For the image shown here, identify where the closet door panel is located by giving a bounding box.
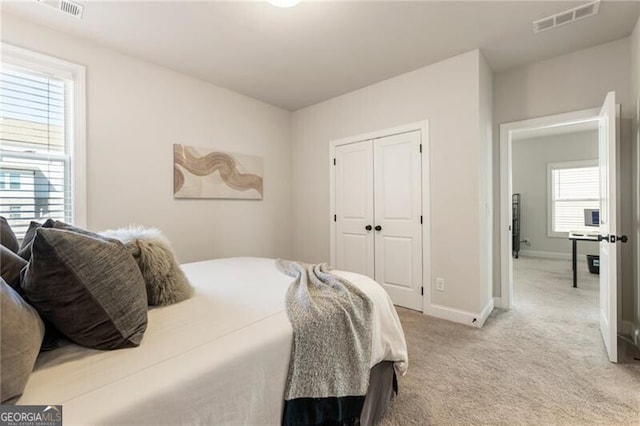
[335,140,374,279]
[382,236,413,286]
[374,131,423,311]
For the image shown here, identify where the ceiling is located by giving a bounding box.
[2,1,639,111]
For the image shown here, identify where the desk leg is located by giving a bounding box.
[572,239,577,288]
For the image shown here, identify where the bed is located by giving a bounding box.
[17,257,408,425]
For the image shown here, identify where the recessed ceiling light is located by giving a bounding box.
[267,0,300,8]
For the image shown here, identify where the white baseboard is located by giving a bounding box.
[424,298,494,329]
[518,250,573,261]
[477,298,495,328]
[493,296,502,309]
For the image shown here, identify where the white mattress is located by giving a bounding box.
[19,257,407,425]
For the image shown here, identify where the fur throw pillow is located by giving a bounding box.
[101,226,193,306]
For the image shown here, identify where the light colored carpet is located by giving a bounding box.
[380,256,640,425]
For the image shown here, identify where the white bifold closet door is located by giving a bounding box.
[335,140,375,278]
[335,130,423,311]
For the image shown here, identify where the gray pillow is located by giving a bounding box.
[21,228,148,350]
[18,219,54,261]
[0,245,27,292]
[0,216,19,253]
[51,220,103,237]
[1,278,45,404]
[101,226,193,306]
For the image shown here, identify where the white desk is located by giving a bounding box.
[568,231,599,288]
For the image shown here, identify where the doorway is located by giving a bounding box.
[510,123,601,351]
[499,92,621,362]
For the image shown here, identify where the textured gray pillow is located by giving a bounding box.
[0,216,19,253]
[21,228,148,350]
[0,245,27,292]
[18,219,54,261]
[1,278,45,404]
[51,220,103,237]
[101,226,193,306]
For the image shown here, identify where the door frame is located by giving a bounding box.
[329,120,431,312]
[499,106,620,310]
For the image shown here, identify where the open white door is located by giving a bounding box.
[598,91,618,363]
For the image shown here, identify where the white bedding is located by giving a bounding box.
[19,257,408,425]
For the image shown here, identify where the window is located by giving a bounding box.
[0,44,85,237]
[0,171,21,189]
[548,160,599,236]
[9,171,21,189]
[9,205,21,219]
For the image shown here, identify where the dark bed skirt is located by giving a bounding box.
[360,361,397,425]
[282,361,397,426]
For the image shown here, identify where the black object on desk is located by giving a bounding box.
[568,232,598,288]
[586,255,600,274]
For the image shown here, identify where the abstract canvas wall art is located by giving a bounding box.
[173,144,263,199]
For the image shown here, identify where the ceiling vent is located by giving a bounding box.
[533,0,600,34]
[35,0,84,19]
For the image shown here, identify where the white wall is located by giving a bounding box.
[493,38,635,322]
[1,14,292,263]
[512,130,599,257]
[478,53,493,312]
[292,49,491,317]
[631,17,640,343]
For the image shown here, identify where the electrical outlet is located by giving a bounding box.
[435,277,445,292]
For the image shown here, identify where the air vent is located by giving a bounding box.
[533,0,600,34]
[575,2,598,19]
[35,0,84,18]
[535,18,555,32]
[555,11,574,25]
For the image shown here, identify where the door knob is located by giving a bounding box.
[599,234,629,243]
[375,225,382,231]
[365,225,372,231]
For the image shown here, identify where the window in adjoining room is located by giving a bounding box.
[0,44,86,237]
[547,160,599,236]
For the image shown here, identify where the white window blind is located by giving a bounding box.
[549,163,599,234]
[0,63,71,237]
